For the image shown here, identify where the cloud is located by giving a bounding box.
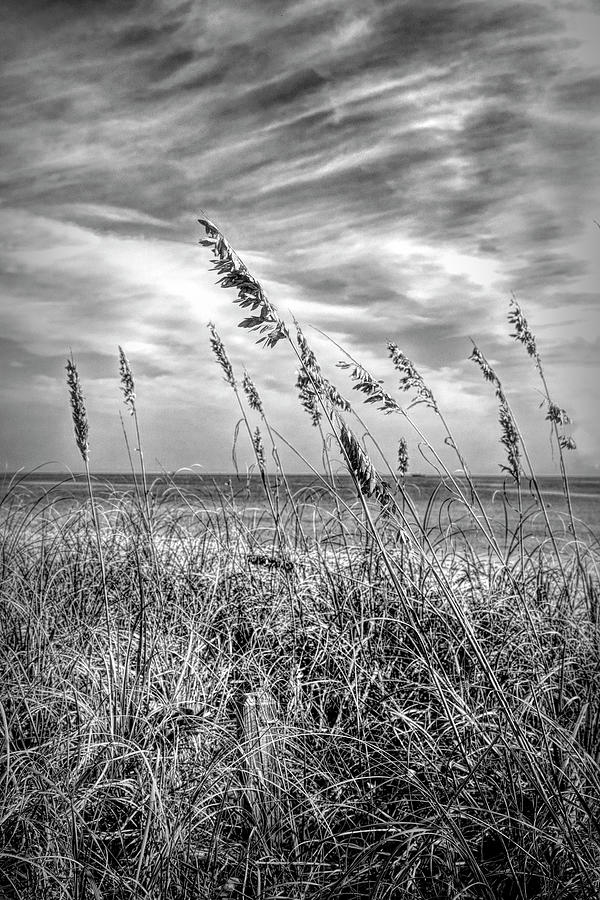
[1,0,598,472]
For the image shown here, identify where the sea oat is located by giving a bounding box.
[498,404,521,481]
[507,299,576,450]
[253,427,266,472]
[320,378,351,415]
[295,326,322,424]
[338,360,399,414]
[208,322,236,388]
[295,324,319,371]
[198,218,288,348]
[296,368,322,426]
[339,420,376,497]
[559,435,577,450]
[387,343,437,411]
[337,419,391,509]
[295,326,350,415]
[468,346,497,385]
[118,346,136,416]
[65,358,89,463]
[508,295,538,361]
[397,437,409,477]
[470,344,521,481]
[242,372,263,415]
[546,403,576,448]
[546,403,571,426]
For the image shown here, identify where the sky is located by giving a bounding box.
[1,0,599,476]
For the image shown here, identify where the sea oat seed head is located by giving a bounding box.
[296,368,321,426]
[397,437,409,477]
[295,326,350,414]
[338,359,399,414]
[546,402,571,426]
[199,218,288,348]
[118,346,136,415]
[387,342,437,411]
[559,435,577,450]
[508,295,538,360]
[339,420,377,497]
[208,323,236,387]
[469,345,498,385]
[498,402,521,481]
[242,371,263,414]
[252,426,266,471]
[65,357,89,463]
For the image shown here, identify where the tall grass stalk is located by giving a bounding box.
[508,295,583,581]
[65,357,116,730]
[118,346,152,537]
[469,340,578,607]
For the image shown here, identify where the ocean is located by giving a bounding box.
[2,471,599,550]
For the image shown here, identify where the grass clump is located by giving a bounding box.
[0,218,599,899]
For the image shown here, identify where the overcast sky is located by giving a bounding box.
[1,0,599,476]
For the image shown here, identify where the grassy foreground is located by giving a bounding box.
[1,220,599,899]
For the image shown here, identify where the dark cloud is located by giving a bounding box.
[244,68,330,111]
[552,73,600,109]
[113,22,181,50]
[149,48,198,81]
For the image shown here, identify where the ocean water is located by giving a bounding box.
[2,471,600,549]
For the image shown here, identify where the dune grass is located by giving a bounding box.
[1,220,599,899]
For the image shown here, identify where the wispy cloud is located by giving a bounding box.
[1,0,598,472]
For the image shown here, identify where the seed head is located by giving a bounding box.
[508,295,538,360]
[547,403,576,450]
[208,323,236,387]
[296,325,350,414]
[65,357,89,463]
[199,218,288,348]
[296,325,319,372]
[387,343,437,411]
[546,403,570,426]
[118,346,136,415]
[397,437,409,477]
[469,345,498,386]
[337,418,393,513]
[499,402,521,481]
[252,426,266,472]
[338,360,399,414]
[296,368,321,426]
[242,371,263,414]
[339,420,378,498]
[470,344,521,480]
[559,435,577,450]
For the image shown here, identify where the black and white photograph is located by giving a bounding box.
[1,1,600,897]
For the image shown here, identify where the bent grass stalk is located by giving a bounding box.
[508,295,583,582]
[470,340,575,600]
